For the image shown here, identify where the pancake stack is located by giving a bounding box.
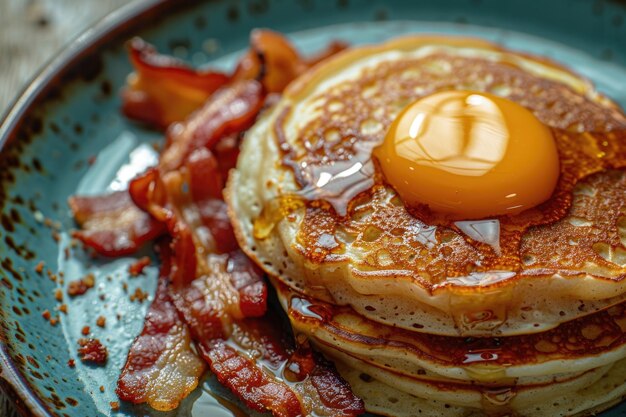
[227,36,626,416]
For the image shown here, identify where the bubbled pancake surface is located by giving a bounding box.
[226,36,626,337]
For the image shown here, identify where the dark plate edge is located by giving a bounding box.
[0,1,182,415]
[0,0,172,150]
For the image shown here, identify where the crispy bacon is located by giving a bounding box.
[128,256,151,276]
[77,338,108,364]
[233,30,302,93]
[128,168,157,212]
[195,199,239,253]
[166,248,363,417]
[203,341,303,417]
[169,222,197,287]
[69,191,165,257]
[122,37,230,128]
[159,79,264,172]
[222,318,363,417]
[169,250,267,333]
[213,132,243,180]
[233,30,349,93]
[186,148,223,201]
[123,30,347,130]
[116,243,205,411]
[70,30,360,414]
[227,250,267,318]
[307,354,366,414]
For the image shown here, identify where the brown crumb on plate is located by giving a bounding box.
[67,273,95,296]
[128,256,151,276]
[129,287,148,303]
[77,338,108,364]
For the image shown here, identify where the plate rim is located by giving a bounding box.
[0,0,173,158]
[0,1,177,415]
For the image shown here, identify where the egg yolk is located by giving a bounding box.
[374,91,559,219]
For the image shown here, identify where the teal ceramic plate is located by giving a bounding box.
[1,1,626,416]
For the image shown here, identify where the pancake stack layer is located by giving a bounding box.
[227,36,626,416]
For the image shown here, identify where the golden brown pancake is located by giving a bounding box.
[227,36,626,337]
[226,35,626,416]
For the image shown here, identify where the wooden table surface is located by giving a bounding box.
[0,0,139,119]
[0,1,145,414]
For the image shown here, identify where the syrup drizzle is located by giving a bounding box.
[289,295,332,323]
[253,195,305,240]
[455,220,501,255]
[446,280,514,333]
[286,288,513,369]
[297,141,379,217]
[285,286,522,416]
[290,296,325,321]
[480,387,517,417]
[443,271,516,288]
[274,107,382,217]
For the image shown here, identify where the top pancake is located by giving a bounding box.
[227,35,626,336]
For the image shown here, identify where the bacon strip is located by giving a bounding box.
[166,248,363,417]
[233,29,349,93]
[202,341,303,417]
[159,80,264,173]
[122,37,230,128]
[69,191,165,257]
[116,242,205,411]
[226,250,267,318]
[123,30,348,130]
[222,318,364,417]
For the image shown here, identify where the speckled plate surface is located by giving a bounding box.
[1,1,626,416]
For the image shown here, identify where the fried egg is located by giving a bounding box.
[374,90,560,219]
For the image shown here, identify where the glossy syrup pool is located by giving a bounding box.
[1,1,626,416]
